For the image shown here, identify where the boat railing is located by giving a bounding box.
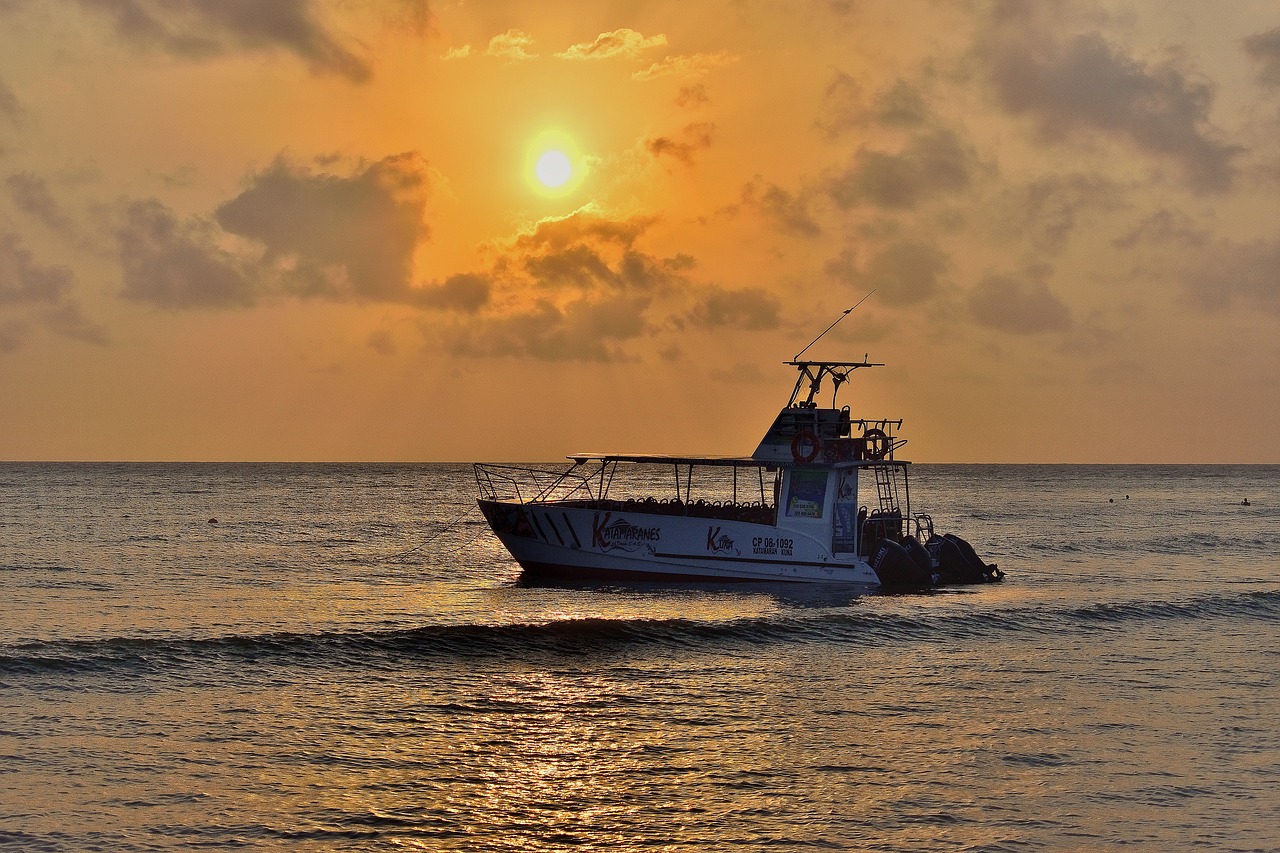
[474,463,595,504]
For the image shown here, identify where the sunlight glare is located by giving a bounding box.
[535,150,572,188]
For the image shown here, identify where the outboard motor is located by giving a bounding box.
[871,538,938,590]
[929,533,1003,584]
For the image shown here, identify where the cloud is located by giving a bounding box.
[817,73,929,138]
[823,245,858,285]
[645,122,714,167]
[982,26,1239,193]
[827,128,976,210]
[41,300,108,345]
[0,229,105,347]
[967,272,1072,333]
[556,28,666,60]
[632,51,734,81]
[676,84,709,109]
[1180,239,1280,314]
[0,230,75,305]
[413,272,489,312]
[510,207,655,255]
[688,286,781,330]
[447,295,650,362]
[117,198,258,309]
[857,239,949,307]
[1111,209,1209,250]
[441,44,471,61]
[1003,173,1121,252]
[214,152,431,303]
[742,179,822,238]
[64,0,373,82]
[441,209,693,361]
[0,75,19,125]
[486,28,536,60]
[1244,27,1280,87]
[502,209,682,294]
[6,173,74,234]
[0,319,25,353]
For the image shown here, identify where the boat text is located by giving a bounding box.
[752,536,793,557]
[591,513,661,553]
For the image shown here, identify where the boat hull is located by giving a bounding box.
[478,499,880,585]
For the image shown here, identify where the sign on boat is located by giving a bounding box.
[475,357,1003,589]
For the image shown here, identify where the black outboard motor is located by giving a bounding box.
[929,533,1003,584]
[871,538,938,590]
[902,536,933,576]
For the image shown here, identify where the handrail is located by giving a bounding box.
[474,463,594,504]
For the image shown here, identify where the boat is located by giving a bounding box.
[474,357,1003,589]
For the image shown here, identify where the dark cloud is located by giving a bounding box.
[688,285,781,330]
[0,229,105,348]
[857,239,949,306]
[0,319,26,353]
[982,27,1239,193]
[413,272,489,312]
[442,209,693,362]
[742,179,822,237]
[447,295,650,362]
[0,230,75,304]
[41,300,108,345]
[503,209,680,293]
[117,198,257,309]
[646,122,715,166]
[1244,27,1280,87]
[1112,209,1209,250]
[828,128,975,209]
[817,73,928,138]
[967,272,1071,333]
[6,173,74,234]
[676,84,709,109]
[1006,174,1121,252]
[1181,239,1280,314]
[823,245,858,285]
[67,0,373,82]
[215,152,431,303]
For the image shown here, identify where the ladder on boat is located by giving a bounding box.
[873,464,899,514]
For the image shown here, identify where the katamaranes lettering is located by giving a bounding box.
[591,513,661,552]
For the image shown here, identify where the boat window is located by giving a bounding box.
[785,469,828,519]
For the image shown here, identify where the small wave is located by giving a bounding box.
[2,589,1276,678]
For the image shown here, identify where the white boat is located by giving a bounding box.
[475,358,1002,589]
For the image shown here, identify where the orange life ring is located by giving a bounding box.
[791,428,821,463]
[863,427,889,460]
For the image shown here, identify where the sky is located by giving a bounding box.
[1,0,1279,462]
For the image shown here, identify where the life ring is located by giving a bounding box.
[863,427,889,460]
[791,428,821,463]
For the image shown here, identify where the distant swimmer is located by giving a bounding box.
[1242,499,1250,506]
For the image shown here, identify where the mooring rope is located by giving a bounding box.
[377,504,480,562]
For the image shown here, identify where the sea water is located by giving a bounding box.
[0,463,1277,851]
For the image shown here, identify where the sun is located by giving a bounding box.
[535,150,572,188]
[526,130,585,197]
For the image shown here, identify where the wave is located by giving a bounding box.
[3,590,1277,678]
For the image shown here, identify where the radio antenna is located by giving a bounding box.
[792,289,875,361]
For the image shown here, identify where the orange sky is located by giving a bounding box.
[2,0,1279,462]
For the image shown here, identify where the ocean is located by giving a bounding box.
[1,463,1277,851]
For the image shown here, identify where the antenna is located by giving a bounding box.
[792,289,875,361]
